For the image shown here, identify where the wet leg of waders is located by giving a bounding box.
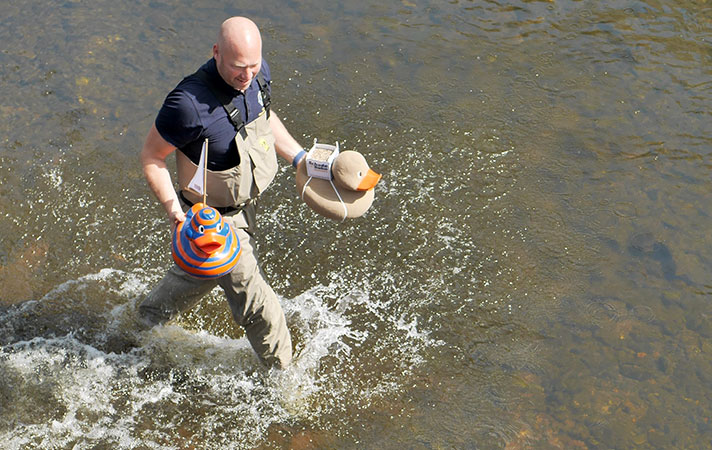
[219,227,293,369]
[139,265,219,327]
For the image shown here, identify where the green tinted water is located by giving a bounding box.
[1,0,710,448]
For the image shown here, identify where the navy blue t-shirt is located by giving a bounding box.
[155,58,272,170]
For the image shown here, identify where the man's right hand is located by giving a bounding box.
[169,210,186,234]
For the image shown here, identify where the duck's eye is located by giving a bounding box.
[198,225,205,233]
[358,171,363,177]
[217,223,223,232]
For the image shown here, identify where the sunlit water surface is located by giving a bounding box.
[1,0,710,448]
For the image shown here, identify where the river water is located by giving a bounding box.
[1,0,710,448]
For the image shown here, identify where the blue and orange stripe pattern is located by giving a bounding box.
[171,203,241,279]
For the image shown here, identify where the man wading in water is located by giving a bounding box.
[138,17,310,369]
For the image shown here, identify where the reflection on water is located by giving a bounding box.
[1,0,710,448]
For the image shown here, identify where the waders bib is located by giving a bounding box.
[176,110,277,231]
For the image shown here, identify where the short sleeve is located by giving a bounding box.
[261,60,272,99]
[261,59,272,83]
[155,89,203,148]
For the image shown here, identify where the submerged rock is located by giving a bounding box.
[627,232,693,285]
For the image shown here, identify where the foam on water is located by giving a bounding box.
[0,267,438,448]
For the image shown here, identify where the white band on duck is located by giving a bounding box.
[300,176,348,222]
[329,178,349,222]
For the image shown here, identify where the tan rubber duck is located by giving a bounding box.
[296,150,381,221]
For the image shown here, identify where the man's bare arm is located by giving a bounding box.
[269,112,304,166]
[140,124,185,228]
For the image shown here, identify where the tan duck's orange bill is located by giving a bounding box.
[357,169,382,191]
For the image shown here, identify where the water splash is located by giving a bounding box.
[0,268,437,448]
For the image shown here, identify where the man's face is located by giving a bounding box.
[213,42,261,92]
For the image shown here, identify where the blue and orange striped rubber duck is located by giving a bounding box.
[171,203,241,279]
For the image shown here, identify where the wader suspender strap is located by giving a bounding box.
[256,72,271,119]
[191,69,247,138]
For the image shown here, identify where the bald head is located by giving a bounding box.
[218,17,261,53]
[213,17,263,91]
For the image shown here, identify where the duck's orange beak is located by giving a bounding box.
[193,233,226,255]
[357,169,382,191]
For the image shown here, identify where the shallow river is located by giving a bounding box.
[1,0,710,448]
